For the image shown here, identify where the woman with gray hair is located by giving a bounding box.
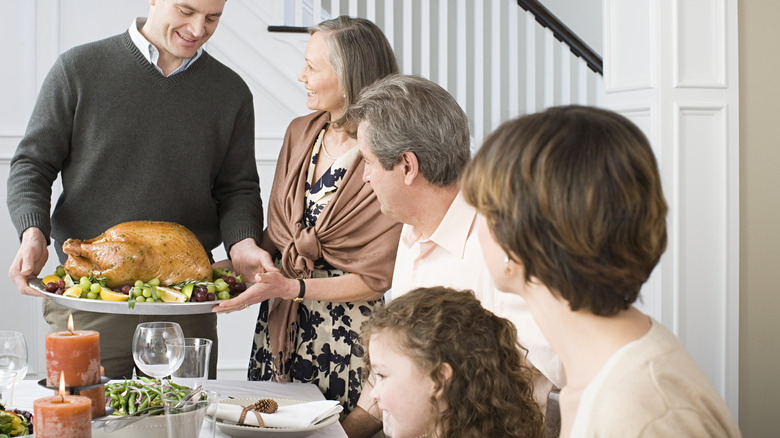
[214,16,401,414]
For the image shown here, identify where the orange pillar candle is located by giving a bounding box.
[34,373,92,438]
[45,315,101,387]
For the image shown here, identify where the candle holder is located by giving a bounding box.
[37,376,110,395]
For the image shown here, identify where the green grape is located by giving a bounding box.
[90,283,102,294]
[217,291,230,300]
[206,284,216,294]
[135,296,146,303]
[134,280,144,288]
[142,288,152,298]
[132,287,143,297]
[87,292,98,299]
[80,289,89,298]
[56,265,66,277]
[79,276,92,289]
[214,279,229,292]
[148,278,160,287]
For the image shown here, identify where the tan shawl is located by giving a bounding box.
[265,111,402,380]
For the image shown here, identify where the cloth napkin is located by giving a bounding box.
[213,400,342,428]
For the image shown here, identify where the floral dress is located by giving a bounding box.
[248,126,383,415]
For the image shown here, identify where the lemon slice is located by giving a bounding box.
[62,286,82,298]
[157,286,187,303]
[42,274,61,285]
[62,274,75,288]
[99,287,129,302]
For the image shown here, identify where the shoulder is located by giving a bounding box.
[59,33,126,63]
[195,51,252,96]
[585,322,739,437]
[286,111,329,133]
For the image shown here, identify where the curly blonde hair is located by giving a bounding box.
[361,287,545,438]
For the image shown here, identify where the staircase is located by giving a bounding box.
[207,0,604,148]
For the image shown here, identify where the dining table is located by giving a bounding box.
[12,378,348,437]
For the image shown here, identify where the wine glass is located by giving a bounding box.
[132,322,185,381]
[0,370,18,405]
[0,331,27,405]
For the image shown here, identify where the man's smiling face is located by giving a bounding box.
[144,0,225,69]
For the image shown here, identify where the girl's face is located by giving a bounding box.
[369,331,436,438]
[297,31,346,117]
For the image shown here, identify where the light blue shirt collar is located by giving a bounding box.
[128,18,202,77]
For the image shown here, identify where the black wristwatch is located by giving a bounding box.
[293,279,306,303]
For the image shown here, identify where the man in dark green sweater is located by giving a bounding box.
[7,0,270,378]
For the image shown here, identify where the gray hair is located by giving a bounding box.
[309,16,398,109]
[344,75,470,187]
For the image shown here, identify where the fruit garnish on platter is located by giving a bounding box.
[0,403,33,436]
[41,266,247,308]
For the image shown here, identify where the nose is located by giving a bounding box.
[189,16,206,38]
[362,165,371,184]
[297,65,306,83]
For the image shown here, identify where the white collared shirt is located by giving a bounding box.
[128,18,202,77]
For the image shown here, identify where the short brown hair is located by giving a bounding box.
[361,287,545,438]
[462,105,668,316]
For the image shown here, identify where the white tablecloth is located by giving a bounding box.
[13,379,347,438]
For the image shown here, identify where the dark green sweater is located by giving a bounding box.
[8,32,264,255]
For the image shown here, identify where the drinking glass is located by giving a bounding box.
[0,370,18,405]
[132,322,185,381]
[171,338,212,388]
[0,331,27,405]
[163,390,219,438]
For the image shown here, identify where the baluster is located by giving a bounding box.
[403,0,413,75]
[490,0,502,134]
[508,2,520,119]
[560,45,572,105]
[524,11,537,112]
[313,0,322,24]
[473,0,484,143]
[543,27,555,107]
[437,0,448,90]
[420,0,431,79]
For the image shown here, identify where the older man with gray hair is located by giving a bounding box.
[339,74,563,438]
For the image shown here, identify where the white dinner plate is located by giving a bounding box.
[215,398,340,438]
[28,278,218,315]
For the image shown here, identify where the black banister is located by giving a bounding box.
[517,0,603,75]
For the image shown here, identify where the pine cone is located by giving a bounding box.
[249,398,278,414]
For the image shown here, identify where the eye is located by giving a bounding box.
[179,8,193,16]
[374,373,386,381]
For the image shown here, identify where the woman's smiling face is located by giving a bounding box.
[369,331,436,438]
[297,31,346,117]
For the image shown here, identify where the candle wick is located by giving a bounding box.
[60,393,64,403]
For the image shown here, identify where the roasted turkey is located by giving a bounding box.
[62,221,212,287]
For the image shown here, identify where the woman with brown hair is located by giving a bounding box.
[462,105,741,437]
[362,286,545,438]
[214,16,401,414]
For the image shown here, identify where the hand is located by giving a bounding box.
[228,238,278,281]
[9,227,49,297]
[212,271,298,314]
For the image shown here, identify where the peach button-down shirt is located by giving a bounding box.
[386,192,495,307]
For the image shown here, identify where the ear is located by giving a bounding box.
[433,362,454,400]
[398,151,420,186]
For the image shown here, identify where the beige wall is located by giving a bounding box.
[738,1,780,436]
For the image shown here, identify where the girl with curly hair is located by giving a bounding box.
[361,286,545,438]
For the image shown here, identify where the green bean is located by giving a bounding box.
[128,392,137,414]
